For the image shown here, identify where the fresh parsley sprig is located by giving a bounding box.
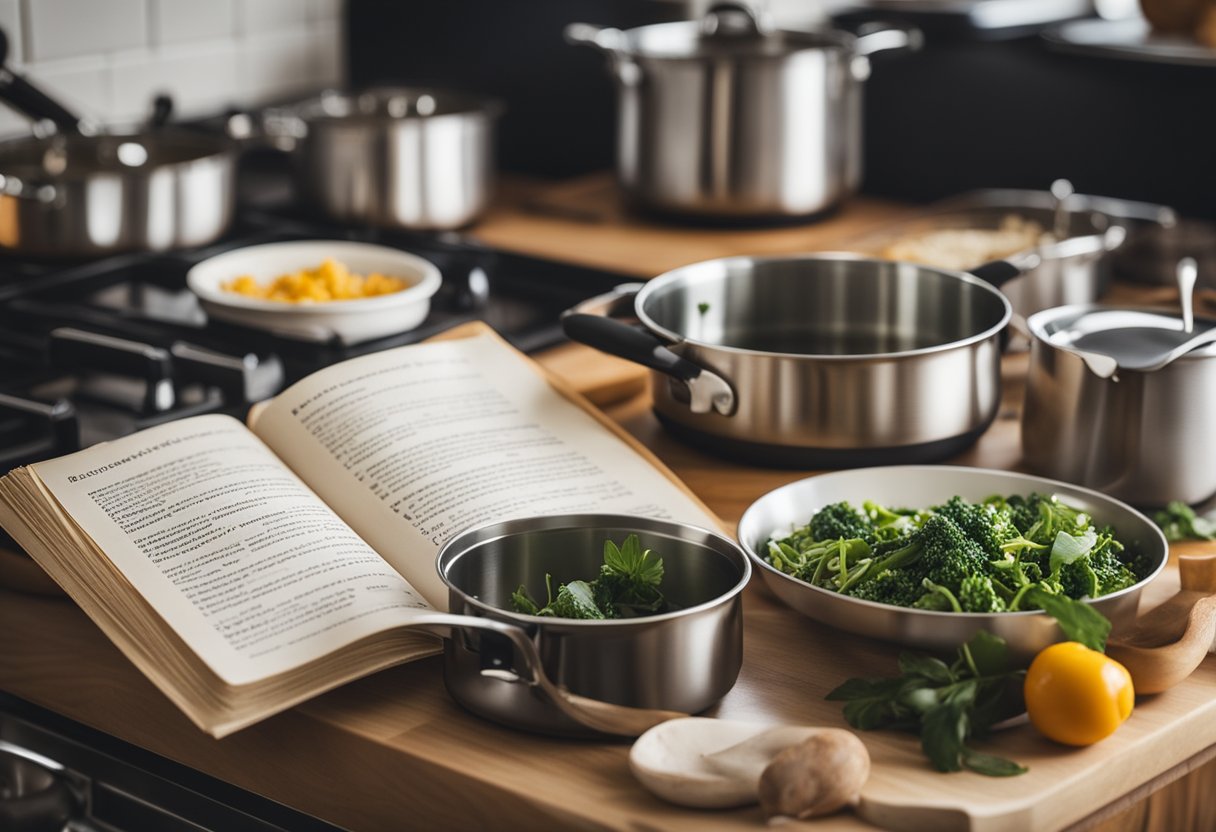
[511,534,667,619]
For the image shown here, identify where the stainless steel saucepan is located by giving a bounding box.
[416,514,750,738]
[262,88,503,231]
[563,253,1026,467]
[0,30,235,257]
[566,4,920,221]
[1021,302,1216,507]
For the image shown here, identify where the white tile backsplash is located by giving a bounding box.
[0,0,343,136]
[111,40,242,122]
[237,0,310,34]
[151,0,237,47]
[25,0,148,61]
[26,55,111,123]
[0,0,23,64]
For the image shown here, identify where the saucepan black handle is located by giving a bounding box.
[0,29,81,132]
[561,313,735,416]
[968,255,1041,351]
[563,313,702,384]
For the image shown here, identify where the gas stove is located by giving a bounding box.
[0,209,635,474]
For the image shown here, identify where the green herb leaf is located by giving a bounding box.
[965,631,1012,677]
[510,585,539,615]
[921,701,967,772]
[550,580,605,619]
[1024,586,1111,651]
[898,653,955,685]
[962,749,1028,777]
[1049,528,1098,573]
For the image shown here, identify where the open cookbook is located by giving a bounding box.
[0,323,719,738]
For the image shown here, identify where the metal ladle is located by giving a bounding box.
[1071,258,1216,377]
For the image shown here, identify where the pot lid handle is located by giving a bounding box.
[700,2,769,38]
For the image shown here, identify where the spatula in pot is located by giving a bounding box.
[1107,554,1216,694]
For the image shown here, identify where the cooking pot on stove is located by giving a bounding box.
[563,253,1029,467]
[0,30,235,258]
[565,4,920,221]
[262,87,502,231]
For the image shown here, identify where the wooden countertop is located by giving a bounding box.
[2,176,1215,832]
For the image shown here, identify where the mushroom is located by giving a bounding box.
[758,731,870,821]
[628,718,870,814]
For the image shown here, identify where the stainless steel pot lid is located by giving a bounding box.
[605,3,858,61]
[0,131,227,183]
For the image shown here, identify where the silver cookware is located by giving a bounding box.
[1021,290,1216,507]
[843,184,1178,322]
[566,4,919,221]
[0,130,235,257]
[737,466,1168,656]
[264,88,502,231]
[563,253,1026,467]
[423,514,750,737]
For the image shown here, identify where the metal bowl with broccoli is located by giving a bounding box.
[737,466,1168,656]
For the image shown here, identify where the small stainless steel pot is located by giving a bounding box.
[1022,304,1216,506]
[566,4,919,221]
[428,514,750,737]
[563,254,1022,467]
[264,88,502,231]
[0,130,235,258]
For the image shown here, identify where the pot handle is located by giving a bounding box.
[968,253,1041,290]
[563,312,735,416]
[700,2,770,37]
[408,612,685,737]
[564,22,629,55]
[853,21,924,57]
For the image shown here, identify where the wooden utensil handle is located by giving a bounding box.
[1179,555,1216,593]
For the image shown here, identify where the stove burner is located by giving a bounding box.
[0,209,637,477]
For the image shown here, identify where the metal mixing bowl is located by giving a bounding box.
[737,466,1168,656]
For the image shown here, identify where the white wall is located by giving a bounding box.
[0,0,344,136]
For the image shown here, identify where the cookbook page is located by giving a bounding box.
[252,330,718,608]
[15,414,431,686]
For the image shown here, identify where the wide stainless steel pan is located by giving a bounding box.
[563,253,1027,467]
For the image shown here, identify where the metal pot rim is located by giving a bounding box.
[634,252,1013,361]
[610,19,860,62]
[282,87,505,124]
[435,513,751,629]
[1027,302,1216,360]
[0,130,232,186]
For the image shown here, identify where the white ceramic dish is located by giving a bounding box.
[186,240,442,345]
[737,465,1168,656]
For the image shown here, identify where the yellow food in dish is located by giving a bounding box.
[221,258,411,303]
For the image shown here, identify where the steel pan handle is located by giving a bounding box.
[406,612,684,737]
[562,313,735,416]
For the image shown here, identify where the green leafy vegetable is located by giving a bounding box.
[1153,501,1216,542]
[510,534,668,620]
[1021,587,1111,652]
[827,631,1029,777]
[766,493,1148,615]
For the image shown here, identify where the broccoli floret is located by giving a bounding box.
[846,570,924,607]
[917,515,990,591]
[809,501,873,542]
[934,496,1017,560]
[913,578,963,612]
[850,514,985,597]
[959,574,1007,613]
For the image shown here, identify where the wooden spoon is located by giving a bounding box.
[1107,555,1216,694]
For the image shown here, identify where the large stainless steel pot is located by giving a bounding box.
[0,130,235,257]
[0,30,235,258]
[429,514,750,737]
[1022,304,1216,506]
[265,88,502,231]
[566,5,919,221]
[563,254,1024,467]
